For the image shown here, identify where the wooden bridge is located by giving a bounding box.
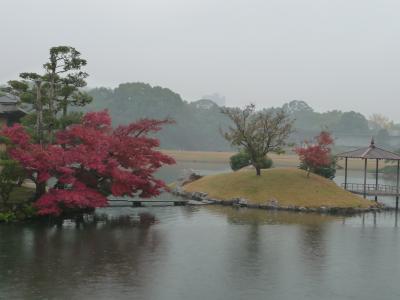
[342,183,400,197]
[107,199,188,208]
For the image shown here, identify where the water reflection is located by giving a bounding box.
[208,206,333,275]
[1,206,400,300]
[2,157,400,300]
[206,206,340,225]
[0,214,164,299]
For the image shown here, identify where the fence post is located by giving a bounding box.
[363,159,367,199]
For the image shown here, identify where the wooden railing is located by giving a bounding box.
[342,183,399,195]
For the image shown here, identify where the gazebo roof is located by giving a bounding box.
[336,138,400,160]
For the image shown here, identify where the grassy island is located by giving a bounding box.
[182,168,376,209]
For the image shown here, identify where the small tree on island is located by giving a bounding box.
[221,104,293,176]
[1,111,175,216]
[295,131,336,179]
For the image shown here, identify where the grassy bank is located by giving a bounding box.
[182,168,376,209]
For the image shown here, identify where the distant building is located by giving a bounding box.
[0,93,26,126]
[202,93,226,107]
[191,99,219,110]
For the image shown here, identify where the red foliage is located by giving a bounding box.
[294,131,334,175]
[1,111,175,216]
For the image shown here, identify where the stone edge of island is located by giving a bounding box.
[171,188,388,214]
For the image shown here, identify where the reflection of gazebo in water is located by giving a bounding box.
[336,138,400,205]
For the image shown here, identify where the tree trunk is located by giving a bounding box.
[48,75,55,144]
[62,102,67,118]
[256,166,261,176]
[62,101,68,129]
[35,81,44,146]
[34,181,46,201]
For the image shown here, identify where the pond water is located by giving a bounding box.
[1,162,400,300]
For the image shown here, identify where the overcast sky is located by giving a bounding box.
[1,0,400,119]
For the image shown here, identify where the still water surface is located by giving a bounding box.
[1,162,400,300]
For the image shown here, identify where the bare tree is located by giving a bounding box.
[368,113,394,131]
[221,104,294,176]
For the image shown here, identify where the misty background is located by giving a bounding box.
[1,0,400,118]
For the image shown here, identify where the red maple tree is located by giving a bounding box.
[294,131,334,177]
[1,110,175,215]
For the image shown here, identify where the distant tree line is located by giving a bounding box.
[82,87,400,151]
[85,83,232,151]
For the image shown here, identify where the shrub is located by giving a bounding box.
[0,211,17,223]
[230,151,273,171]
[258,156,273,169]
[230,151,251,171]
[295,131,335,178]
[0,154,25,206]
[299,157,336,179]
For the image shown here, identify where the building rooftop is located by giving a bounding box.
[336,138,400,160]
[0,93,19,104]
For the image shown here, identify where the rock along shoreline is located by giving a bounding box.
[171,187,389,215]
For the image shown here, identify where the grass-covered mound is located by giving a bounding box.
[183,168,376,209]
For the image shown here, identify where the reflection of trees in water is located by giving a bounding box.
[207,207,336,284]
[0,214,164,299]
[180,206,201,219]
[207,206,339,226]
[298,224,328,274]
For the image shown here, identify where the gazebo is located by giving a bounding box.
[336,138,400,205]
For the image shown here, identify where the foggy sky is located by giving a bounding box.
[1,0,400,120]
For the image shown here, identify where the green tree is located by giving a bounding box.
[334,111,369,134]
[3,46,90,143]
[5,73,48,144]
[0,152,25,207]
[221,104,293,176]
[43,46,88,141]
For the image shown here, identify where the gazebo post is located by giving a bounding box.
[375,159,379,202]
[344,157,348,190]
[363,158,367,199]
[396,160,399,210]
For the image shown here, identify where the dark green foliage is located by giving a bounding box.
[0,211,16,223]
[299,157,337,179]
[0,203,37,223]
[230,151,251,171]
[58,112,83,129]
[258,156,273,169]
[14,203,37,221]
[0,153,26,205]
[230,151,273,171]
